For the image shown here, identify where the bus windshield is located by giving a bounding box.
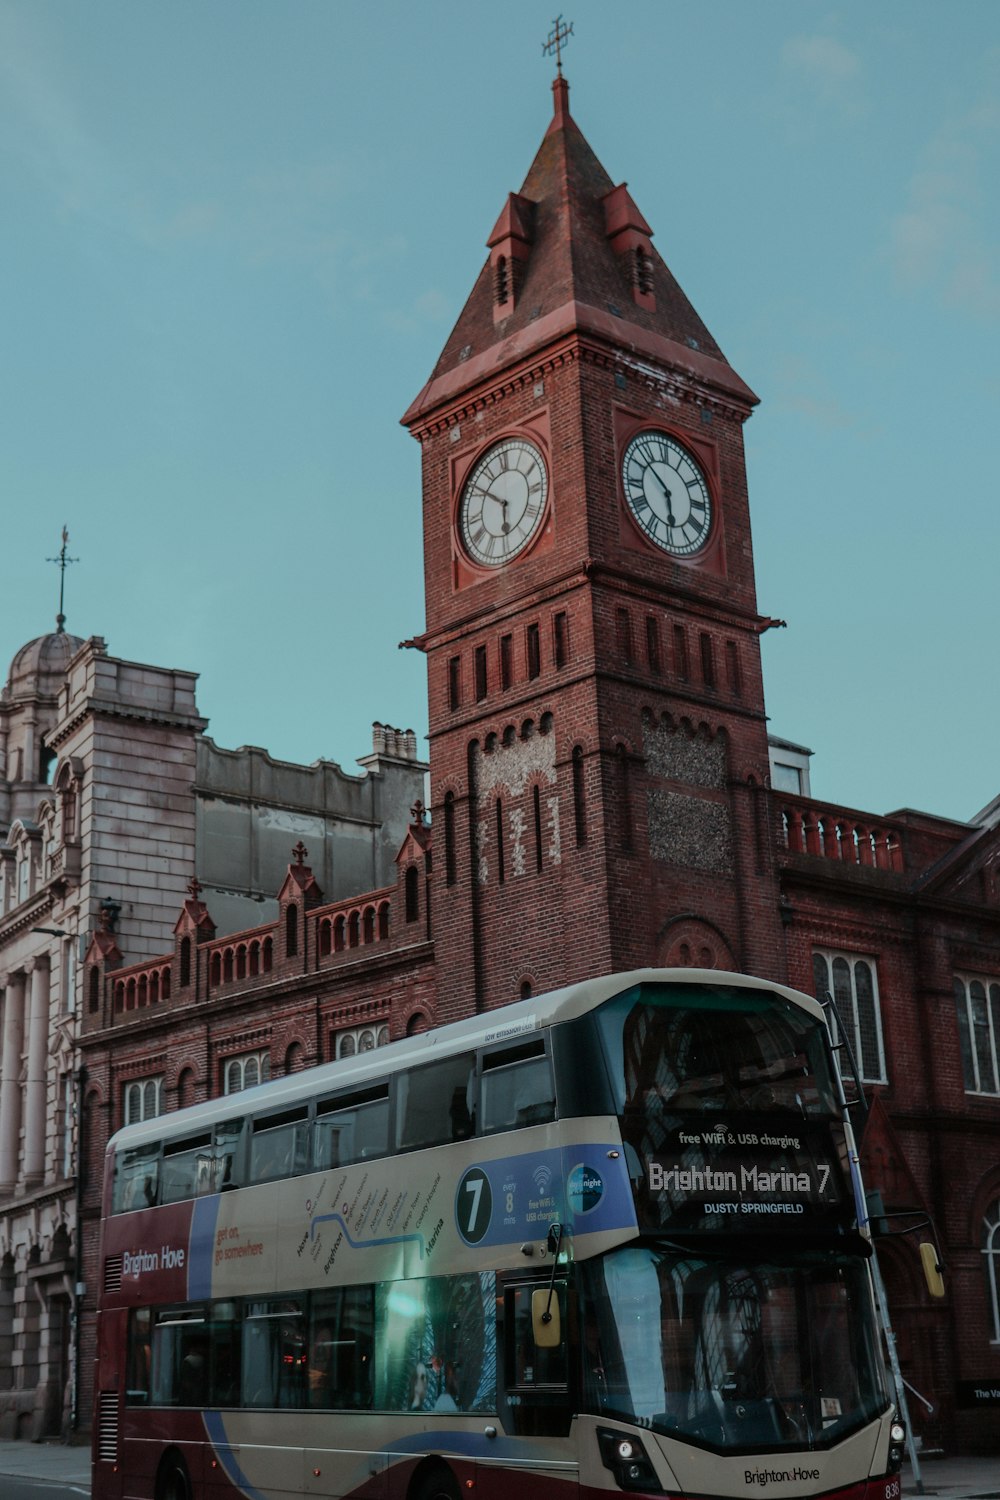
[595,982,839,1118]
[580,1243,888,1452]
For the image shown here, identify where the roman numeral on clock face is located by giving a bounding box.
[621,429,713,556]
[460,436,549,567]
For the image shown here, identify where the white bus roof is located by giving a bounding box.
[107,966,822,1154]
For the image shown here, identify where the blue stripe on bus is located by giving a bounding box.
[189,1194,223,1300]
[202,1410,269,1500]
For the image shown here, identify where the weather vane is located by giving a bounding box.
[46,526,79,634]
[542,14,574,76]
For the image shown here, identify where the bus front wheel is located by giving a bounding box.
[410,1463,461,1500]
[156,1452,192,1500]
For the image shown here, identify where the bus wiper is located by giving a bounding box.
[541,1221,564,1328]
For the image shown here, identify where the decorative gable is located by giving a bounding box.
[602,182,656,310]
[487,192,536,322]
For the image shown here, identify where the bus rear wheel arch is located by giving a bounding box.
[409,1459,461,1500]
[155,1449,192,1500]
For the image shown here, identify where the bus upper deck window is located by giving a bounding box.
[114,1142,161,1214]
[480,1040,555,1134]
[315,1085,389,1169]
[250,1107,309,1183]
[395,1053,476,1152]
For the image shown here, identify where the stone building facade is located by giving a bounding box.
[0,632,425,1439]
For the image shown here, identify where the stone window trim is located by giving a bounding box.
[333,1023,390,1060]
[222,1049,271,1095]
[812,949,887,1086]
[984,1198,1000,1344]
[123,1075,164,1126]
[954,974,1000,1098]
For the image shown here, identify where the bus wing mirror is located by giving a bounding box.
[919,1241,945,1299]
[531,1288,561,1348]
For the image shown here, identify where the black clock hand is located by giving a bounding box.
[651,466,677,527]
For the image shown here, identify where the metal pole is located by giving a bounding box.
[870,1250,923,1494]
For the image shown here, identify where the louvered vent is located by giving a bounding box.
[97,1392,119,1462]
[103,1255,123,1293]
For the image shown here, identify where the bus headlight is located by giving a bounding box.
[597,1428,662,1492]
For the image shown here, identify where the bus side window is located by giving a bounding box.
[114,1143,160,1214]
[126,1308,152,1403]
[150,1309,210,1406]
[394,1053,477,1151]
[242,1300,306,1408]
[161,1135,213,1204]
[480,1041,555,1135]
[308,1286,374,1410]
[214,1118,244,1191]
[250,1107,309,1183]
[314,1086,389,1169]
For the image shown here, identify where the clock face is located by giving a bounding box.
[621,430,713,556]
[459,437,548,567]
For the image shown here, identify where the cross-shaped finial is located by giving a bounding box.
[292,840,308,866]
[46,526,79,634]
[411,800,426,827]
[542,14,574,76]
[187,875,203,901]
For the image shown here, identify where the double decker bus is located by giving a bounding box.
[92,969,904,1500]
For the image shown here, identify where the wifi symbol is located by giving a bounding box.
[532,1164,552,1194]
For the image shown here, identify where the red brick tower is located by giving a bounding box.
[403,75,786,1018]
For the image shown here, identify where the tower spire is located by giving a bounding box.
[46,526,79,634]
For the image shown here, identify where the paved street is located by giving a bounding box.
[0,1440,997,1498]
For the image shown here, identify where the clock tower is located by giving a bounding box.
[402,74,786,1019]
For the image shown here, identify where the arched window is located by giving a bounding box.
[236,946,247,980]
[249,941,260,976]
[984,1199,1000,1344]
[124,1076,162,1126]
[285,1041,305,1075]
[88,966,100,1013]
[210,953,222,986]
[334,916,346,952]
[377,902,389,941]
[262,937,273,972]
[177,1068,196,1110]
[363,907,375,944]
[160,967,170,1001]
[285,903,299,958]
[179,936,191,988]
[224,1051,270,1095]
[405,865,419,923]
[348,910,360,947]
[813,950,887,1084]
[319,919,332,957]
[223,948,234,984]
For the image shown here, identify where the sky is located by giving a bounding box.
[2,0,998,825]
